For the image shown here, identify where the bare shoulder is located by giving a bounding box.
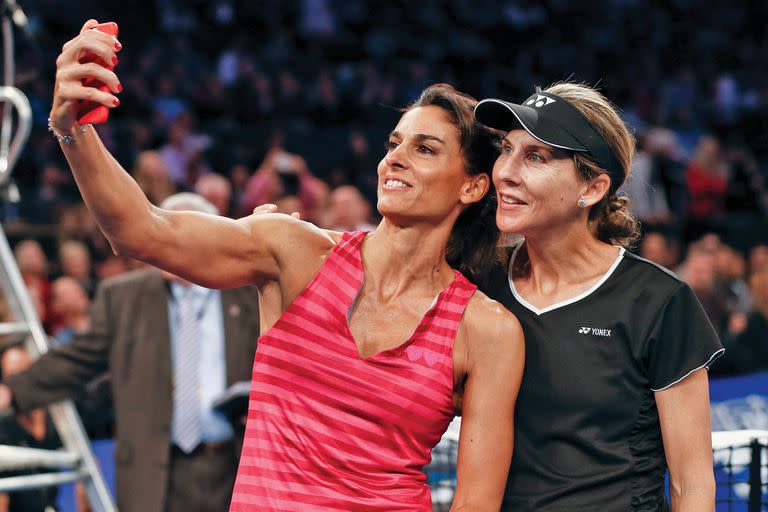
[462,290,525,362]
[464,290,523,341]
[240,213,338,256]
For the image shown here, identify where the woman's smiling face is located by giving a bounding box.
[376,105,481,224]
[493,129,585,236]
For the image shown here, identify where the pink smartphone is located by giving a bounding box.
[77,22,119,125]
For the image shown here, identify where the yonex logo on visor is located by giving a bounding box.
[526,95,556,108]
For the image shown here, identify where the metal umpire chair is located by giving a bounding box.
[0,6,116,510]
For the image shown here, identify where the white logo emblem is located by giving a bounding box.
[525,94,556,108]
[578,326,612,337]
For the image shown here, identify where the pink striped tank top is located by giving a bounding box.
[230,231,477,511]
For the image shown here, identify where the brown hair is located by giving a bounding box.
[542,83,640,247]
[404,83,502,284]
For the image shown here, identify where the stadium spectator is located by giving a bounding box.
[686,136,729,222]
[718,271,768,375]
[48,277,91,344]
[639,231,681,270]
[714,244,752,315]
[13,240,51,325]
[624,128,687,224]
[678,240,730,338]
[322,185,375,232]
[195,173,232,218]
[132,150,176,206]
[58,240,95,298]
[749,244,768,274]
[241,148,326,220]
[0,346,61,512]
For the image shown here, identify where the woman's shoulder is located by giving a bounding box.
[457,292,525,382]
[616,250,688,296]
[464,290,524,345]
[244,213,341,255]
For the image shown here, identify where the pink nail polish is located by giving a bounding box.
[112,56,119,66]
[113,97,121,106]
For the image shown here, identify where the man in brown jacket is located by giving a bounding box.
[0,194,260,512]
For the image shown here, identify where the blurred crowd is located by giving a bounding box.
[1,1,768,506]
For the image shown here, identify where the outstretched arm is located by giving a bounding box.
[49,20,331,289]
[451,297,525,511]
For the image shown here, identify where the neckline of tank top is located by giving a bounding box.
[343,231,465,360]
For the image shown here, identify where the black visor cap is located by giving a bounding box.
[475,92,624,189]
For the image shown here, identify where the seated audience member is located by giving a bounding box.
[639,230,680,270]
[0,346,61,512]
[13,240,50,323]
[58,240,95,298]
[750,244,768,274]
[195,173,232,218]
[717,271,768,375]
[322,185,377,232]
[132,150,176,206]
[48,276,90,344]
[678,239,729,337]
[241,148,326,219]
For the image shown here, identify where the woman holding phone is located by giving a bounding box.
[44,20,524,511]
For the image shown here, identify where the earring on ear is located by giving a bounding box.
[577,198,587,207]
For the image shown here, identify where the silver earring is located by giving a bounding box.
[578,199,587,207]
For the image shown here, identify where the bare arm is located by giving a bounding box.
[49,21,332,289]
[656,369,716,511]
[451,297,525,511]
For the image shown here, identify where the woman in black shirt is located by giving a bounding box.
[475,84,723,511]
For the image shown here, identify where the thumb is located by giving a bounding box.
[252,204,277,215]
[80,19,99,34]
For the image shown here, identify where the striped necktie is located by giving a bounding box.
[171,287,202,453]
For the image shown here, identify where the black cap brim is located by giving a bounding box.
[475,97,589,153]
[475,92,626,191]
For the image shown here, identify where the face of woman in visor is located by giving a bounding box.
[492,129,606,236]
[477,91,616,239]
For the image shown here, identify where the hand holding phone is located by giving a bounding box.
[77,21,119,125]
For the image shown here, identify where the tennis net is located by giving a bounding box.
[424,426,768,512]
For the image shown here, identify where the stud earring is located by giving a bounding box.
[578,199,587,207]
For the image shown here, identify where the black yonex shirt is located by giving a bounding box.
[482,244,723,512]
